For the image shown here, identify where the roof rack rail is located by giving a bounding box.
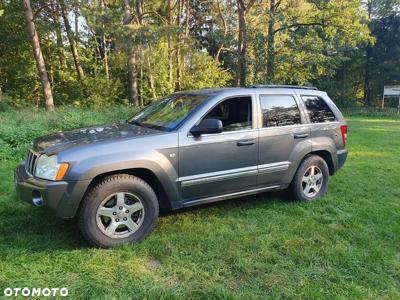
[248,84,318,90]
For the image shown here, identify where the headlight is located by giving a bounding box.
[34,154,69,181]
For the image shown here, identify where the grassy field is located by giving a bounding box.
[0,108,399,299]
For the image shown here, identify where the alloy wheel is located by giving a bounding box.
[301,165,323,198]
[96,192,145,238]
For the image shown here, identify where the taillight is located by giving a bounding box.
[340,125,348,146]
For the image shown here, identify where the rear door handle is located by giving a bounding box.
[294,133,309,139]
[237,139,255,146]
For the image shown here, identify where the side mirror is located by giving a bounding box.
[190,119,223,136]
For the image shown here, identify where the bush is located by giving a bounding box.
[0,106,139,161]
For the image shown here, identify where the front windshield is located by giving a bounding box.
[129,94,209,131]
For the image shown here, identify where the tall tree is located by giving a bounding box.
[167,0,174,88]
[100,0,110,80]
[123,0,139,106]
[175,0,183,90]
[215,0,228,61]
[59,0,85,85]
[22,0,54,111]
[236,0,256,86]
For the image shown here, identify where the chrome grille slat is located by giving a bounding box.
[25,150,39,176]
[28,152,33,173]
[31,155,37,174]
[26,152,31,173]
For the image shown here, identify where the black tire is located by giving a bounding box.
[79,174,159,248]
[290,155,329,202]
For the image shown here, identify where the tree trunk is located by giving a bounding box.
[74,4,79,35]
[266,0,276,82]
[139,52,144,106]
[185,0,190,36]
[216,0,227,61]
[23,0,54,111]
[127,48,139,106]
[146,46,157,100]
[364,1,373,106]
[102,33,110,80]
[59,0,85,83]
[236,0,247,86]
[364,45,373,106]
[100,0,109,80]
[175,0,183,91]
[135,0,143,24]
[167,0,173,88]
[52,8,67,72]
[123,0,139,106]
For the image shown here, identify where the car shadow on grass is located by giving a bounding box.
[0,199,86,253]
[0,190,293,252]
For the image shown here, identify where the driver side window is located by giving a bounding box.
[203,96,252,132]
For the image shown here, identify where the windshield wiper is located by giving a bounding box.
[129,120,165,131]
[129,120,146,127]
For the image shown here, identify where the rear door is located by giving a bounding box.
[299,94,342,147]
[256,92,311,186]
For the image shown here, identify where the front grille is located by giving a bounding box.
[25,150,39,176]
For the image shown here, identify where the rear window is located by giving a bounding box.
[301,96,336,123]
[260,95,302,127]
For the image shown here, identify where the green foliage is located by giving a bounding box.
[182,51,232,90]
[0,1,39,104]
[367,15,400,104]
[0,107,139,161]
[0,0,398,108]
[0,93,16,112]
[83,77,125,107]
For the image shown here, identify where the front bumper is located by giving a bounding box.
[15,163,90,218]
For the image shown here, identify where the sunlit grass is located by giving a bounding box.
[0,109,399,299]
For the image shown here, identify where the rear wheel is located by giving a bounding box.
[79,174,159,248]
[290,155,329,202]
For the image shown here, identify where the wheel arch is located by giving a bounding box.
[307,150,335,175]
[80,168,173,215]
[285,149,336,186]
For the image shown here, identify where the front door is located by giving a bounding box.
[178,96,258,201]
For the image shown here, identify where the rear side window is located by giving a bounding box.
[301,96,336,123]
[260,95,302,127]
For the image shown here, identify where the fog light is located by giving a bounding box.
[32,191,44,207]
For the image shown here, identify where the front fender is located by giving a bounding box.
[58,133,180,214]
[68,149,179,206]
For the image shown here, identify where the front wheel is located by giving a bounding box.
[79,174,159,248]
[290,155,329,202]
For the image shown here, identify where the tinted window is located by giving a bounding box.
[260,95,301,127]
[203,97,252,132]
[301,96,336,123]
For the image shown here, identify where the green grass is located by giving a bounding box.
[0,109,399,299]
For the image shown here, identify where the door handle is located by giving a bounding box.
[237,139,255,146]
[294,133,309,139]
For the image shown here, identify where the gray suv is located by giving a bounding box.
[15,86,348,248]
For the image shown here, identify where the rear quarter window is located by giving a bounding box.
[301,96,337,123]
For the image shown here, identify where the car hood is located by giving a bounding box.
[32,123,160,154]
